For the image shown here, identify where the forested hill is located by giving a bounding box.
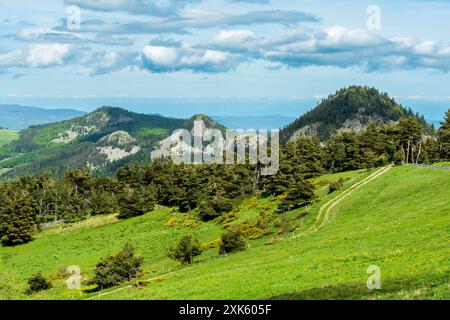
[280,86,432,143]
[0,106,222,178]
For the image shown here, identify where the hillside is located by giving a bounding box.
[0,130,19,147]
[280,86,431,142]
[0,165,448,300]
[0,105,85,130]
[0,107,222,178]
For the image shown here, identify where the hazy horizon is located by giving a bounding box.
[0,96,448,124]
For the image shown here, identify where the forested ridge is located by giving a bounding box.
[280,86,433,142]
[0,107,222,178]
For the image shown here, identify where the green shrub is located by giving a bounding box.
[235,214,273,240]
[198,200,219,221]
[328,178,344,194]
[90,243,144,290]
[393,149,405,165]
[276,215,297,236]
[168,234,202,264]
[219,228,246,254]
[199,196,233,221]
[26,272,52,294]
[373,154,389,167]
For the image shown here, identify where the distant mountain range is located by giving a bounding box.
[0,86,442,178]
[0,105,85,130]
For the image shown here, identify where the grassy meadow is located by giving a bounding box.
[0,166,448,300]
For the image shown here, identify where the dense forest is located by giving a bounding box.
[1,108,449,247]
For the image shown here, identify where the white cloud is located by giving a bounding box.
[215,29,256,44]
[0,43,134,75]
[0,43,73,68]
[204,26,450,72]
[25,44,72,67]
[141,44,242,73]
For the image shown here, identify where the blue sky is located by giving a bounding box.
[0,0,449,119]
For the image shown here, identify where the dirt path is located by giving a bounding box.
[85,266,193,300]
[293,166,392,238]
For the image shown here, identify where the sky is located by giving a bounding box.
[0,0,449,119]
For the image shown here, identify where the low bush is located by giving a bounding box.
[328,178,344,194]
[219,228,246,254]
[168,234,202,264]
[26,272,52,294]
[199,196,233,221]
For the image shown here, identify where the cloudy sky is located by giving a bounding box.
[0,0,449,116]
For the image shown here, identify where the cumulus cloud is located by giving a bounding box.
[141,44,243,73]
[77,49,139,75]
[0,43,135,75]
[0,43,73,69]
[204,26,450,72]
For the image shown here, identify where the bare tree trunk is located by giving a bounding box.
[406,139,411,164]
[416,140,423,164]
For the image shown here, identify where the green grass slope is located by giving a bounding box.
[0,130,19,147]
[0,166,448,300]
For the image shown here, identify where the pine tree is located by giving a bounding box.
[397,116,424,164]
[90,190,116,216]
[0,184,37,246]
[168,234,202,264]
[327,131,363,172]
[118,185,155,219]
[278,179,317,213]
[439,109,450,160]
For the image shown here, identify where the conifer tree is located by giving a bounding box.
[397,116,424,164]
[278,179,317,213]
[0,185,37,246]
[118,185,155,219]
[168,234,202,264]
[439,109,450,160]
